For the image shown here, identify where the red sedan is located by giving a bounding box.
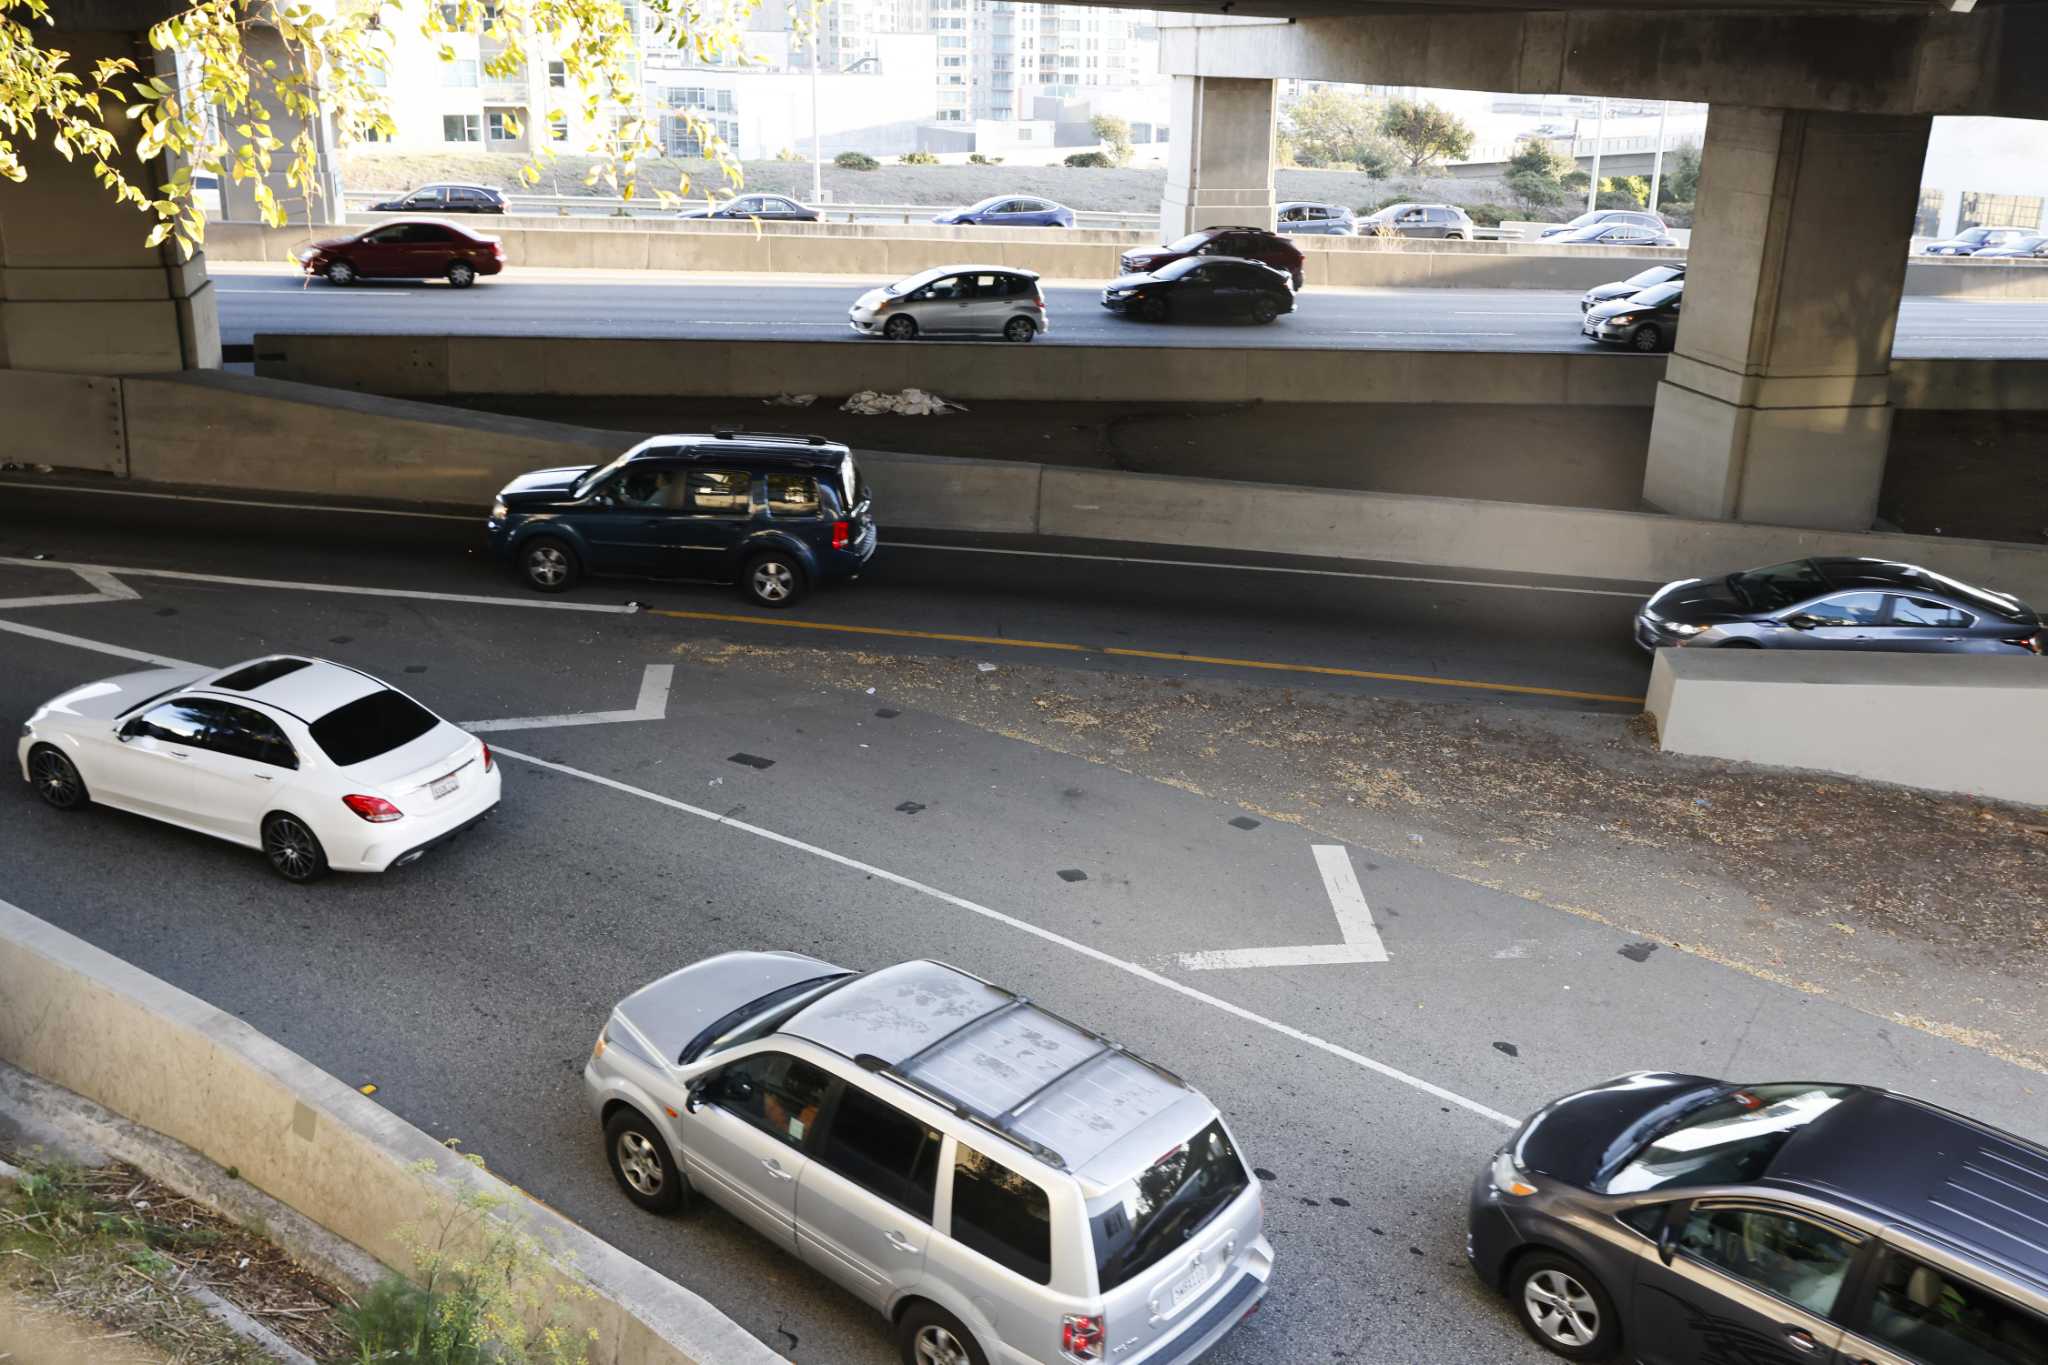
[1118,225,1305,291]
[296,219,504,288]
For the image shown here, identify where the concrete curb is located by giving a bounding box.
[0,898,785,1365]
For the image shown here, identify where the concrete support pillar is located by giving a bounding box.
[1642,105,1929,530]
[0,29,220,373]
[1159,75,1276,240]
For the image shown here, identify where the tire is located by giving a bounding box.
[604,1109,686,1215]
[1138,295,1170,324]
[519,536,579,593]
[1631,324,1665,353]
[27,744,88,811]
[1449,230,1471,242]
[742,550,807,609]
[1002,316,1037,344]
[1250,297,1280,325]
[883,314,918,340]
[896,1302,989,1365]
[324,260,356,286]
[447,261,477,289]
[1509,1252,1620,1361]
[262,814,328,883]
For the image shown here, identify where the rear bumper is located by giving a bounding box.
[815,524,878,580]
[1134,1256,1272,1365]
[344,768,502,871]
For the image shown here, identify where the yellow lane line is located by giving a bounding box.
[647,607,1645,706]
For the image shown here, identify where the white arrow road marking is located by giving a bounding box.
[0,565,139,610]
[0,556,641,614]
[1177,844,1389,970]
[0,616,200,669]
[464,665,673,733]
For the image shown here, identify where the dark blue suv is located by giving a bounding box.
[486,433,876,608]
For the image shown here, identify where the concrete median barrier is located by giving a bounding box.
[0,896,785,1365]
[0,370,126,473]
[1645,649,2048,806]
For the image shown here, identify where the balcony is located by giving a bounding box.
[481,79,530,104]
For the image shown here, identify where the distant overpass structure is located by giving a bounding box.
[1118,0,2048,531]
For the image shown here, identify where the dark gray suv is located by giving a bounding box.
[1470,1072,2048,1362]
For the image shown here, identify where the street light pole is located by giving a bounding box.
[810,23,823,204]
[1586,95,1606,215]
[1649,99,1668,212]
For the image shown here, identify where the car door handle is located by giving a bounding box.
[885,1230,918,1252]
[760,1158,794,1181]
[1783,1326,1819,1353]
[167,749,190,760]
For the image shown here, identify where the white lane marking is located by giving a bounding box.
[1179,844,1389,970]
[1452,310,1579,317]
[0,557,639,614]
[0,566,139,611]
[465,664,672,732]
[1333,330,1514,338]
[888,542,1652,598]
[76,568,139,600]
[684,320,843,328]
[489,745,1516,1127]
[216,288,415,296]
[0,617,199,669]
[0,481,479,522]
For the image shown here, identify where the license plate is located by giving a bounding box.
[1169,1261,1210,1309]
[430,774,458,800]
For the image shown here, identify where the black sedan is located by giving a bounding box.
[677,193,818,222]
[1100,256,1295,325]
[1634,556,2045,654]
[370,183,505,214]
[1582,280,1681,352]
[1580,263,1684,313]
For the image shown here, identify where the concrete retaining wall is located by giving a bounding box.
[84,369,2048,606]
[0,369,127,473]
[1645,650,2048,806]
[200,220,2048,297]
[0,896,783,1365]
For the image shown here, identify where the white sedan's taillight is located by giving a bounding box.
[342,793,404,823]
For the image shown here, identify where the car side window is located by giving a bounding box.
[704,1051,832,1148]
[407,189,444,207]
[363,226,406,244]
[1674,1204,1858,1316]
[1618,1203,1673,1238]
[1889,596,1973,629]
[684,469,751,515]
[611,466,676,509]
[126,699,211,744]
[765,473,820,516]
[210,703,299,769]
[814,1084,943,1220]
[1863,1249,2048,1365]
[1279,205,1305,222]
[403,224,454,244]
[923,274,967,301]
[1799,592,1887,626]
[949,1143,1052,1285]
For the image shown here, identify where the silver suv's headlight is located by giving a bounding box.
[1491,1150,1536,1197]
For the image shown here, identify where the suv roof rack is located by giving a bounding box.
[707,430,831,446]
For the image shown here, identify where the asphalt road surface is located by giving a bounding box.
[212,264,2048,357]
[2,481,2042,1365]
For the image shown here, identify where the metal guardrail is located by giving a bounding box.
[343,188,1158,230]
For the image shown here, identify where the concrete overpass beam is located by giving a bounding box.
[1160,75,1277,240]
[1642,105,1929,531]
[0,27,220,373]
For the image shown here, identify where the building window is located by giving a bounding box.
[442,59,479,87]
[548,114,568,142]
[1957,191,2042,232]
[367,65,387,87]
[443,113,482,142]
[360,125,388,143]
[1913,189,1943,237]
[548,60,566,88]
[487,110,519,142]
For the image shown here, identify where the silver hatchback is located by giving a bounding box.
[849,266,1050,343]
[584,954,1273,1365]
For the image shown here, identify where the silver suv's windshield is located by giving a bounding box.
[1601,1084,1853,1194]
[1091,1119,1250,1292]
[679,973,852,1064]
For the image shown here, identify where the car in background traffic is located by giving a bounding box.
[1120,226,1306,290]
[296,220,503,287]
[1470,1071,2048,1362]
[1972,233,2048,259]
[19,656,499,882]
[1634,555,2046,653]
[677,193,818,222]
[1922,226,2029,256]
[1276,200,1356,235]
[584,954,1273,1365]
[1582,280,1682,351]
[1549,222,1679,247]
[1101,257,1295,325]
[487,431,876,607]
[931,195,1075,228]
[370,183,506,215]
[1580,263,1685,313]
[1357,202,1476,240]
[847,265,1048,342]
[1539,209,1667,239]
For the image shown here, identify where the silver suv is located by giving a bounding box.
[584,954,1273,1365]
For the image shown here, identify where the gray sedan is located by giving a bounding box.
[1635,556,2045,655]
[847,265,1048,342]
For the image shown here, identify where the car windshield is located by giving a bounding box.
[1558,226,1614,242]
[1560,212,1601,229]
[1626,266,1681,288]
[969,195,1008,212]
[1164,231,1213,252]
[885,266,953,297]
[1728,559,1830,611]
[1627,282,1682,307]
[1600,1084,1855,1194]
[572,453,631,500]
[2010,236,2048,252]
[1154,257,1205,280]
[308,688,439,767]
[1958,228,1994,243]
[679,972,854,1063]
[1092,1120,1251,1292]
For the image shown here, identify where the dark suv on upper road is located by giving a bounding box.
[1120,226,1306,290]
[1471,1071,2048,1363]
[487,433,876,608]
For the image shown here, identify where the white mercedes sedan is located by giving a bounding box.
[17,656,499,882]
